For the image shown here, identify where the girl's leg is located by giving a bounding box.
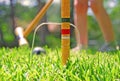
[90,0,115,43]
[90,0,117,51]
[73,0,88,51]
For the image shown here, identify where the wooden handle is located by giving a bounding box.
[24,0,53,37]
[61,0,70,65]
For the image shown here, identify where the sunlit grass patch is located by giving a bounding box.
[0,47,120,81]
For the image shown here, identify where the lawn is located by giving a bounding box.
[0,47,120,81]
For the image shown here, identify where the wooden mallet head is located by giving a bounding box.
[15,27,28,46]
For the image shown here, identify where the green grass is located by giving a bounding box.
[0,47,120,81]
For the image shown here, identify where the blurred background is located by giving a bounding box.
[0,0,120,49]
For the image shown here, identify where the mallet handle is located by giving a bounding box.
[61,0,70,65]
[24,0,53,37]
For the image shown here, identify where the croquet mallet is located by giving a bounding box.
[61,0,70,65]
[15,0,53,46]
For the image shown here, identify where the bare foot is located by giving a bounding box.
[71,46,80,52]
[71,45,87,52]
